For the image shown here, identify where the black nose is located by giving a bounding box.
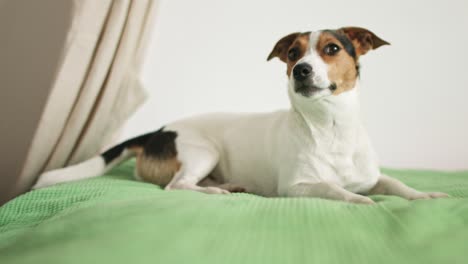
[293,63,313,82]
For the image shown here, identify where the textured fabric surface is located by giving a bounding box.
[1,160,467,264]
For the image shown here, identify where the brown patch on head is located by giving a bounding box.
[317,31,359,95]
[339,27,390,57]
[267,32,310,76]
[317,28,389,95]
[268,28,389,96]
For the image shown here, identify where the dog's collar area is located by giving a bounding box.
[294,82,322,97]
[295,86,321,97]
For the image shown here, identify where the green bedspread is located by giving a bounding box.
[1,160,467,264]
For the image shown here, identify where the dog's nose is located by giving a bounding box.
[293,63,313,82]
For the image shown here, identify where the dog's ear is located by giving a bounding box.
[340,27,390,57]
[267,32,301,62]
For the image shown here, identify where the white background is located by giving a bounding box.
[122,0,468,170]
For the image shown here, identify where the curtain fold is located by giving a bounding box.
[16,0,157,192]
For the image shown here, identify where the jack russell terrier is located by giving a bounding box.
[33,27,449,204]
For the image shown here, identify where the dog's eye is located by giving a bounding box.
[323,43,341,56]
[288,48,299,61]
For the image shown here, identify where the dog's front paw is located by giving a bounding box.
[347,195,375,205]
[202,186,231,195]
[426,192,450,198]
[218,183,246,193]
[408,192,450,200]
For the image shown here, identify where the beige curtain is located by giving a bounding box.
[15,0,157,193]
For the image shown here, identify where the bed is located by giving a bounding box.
[1,160,467,263]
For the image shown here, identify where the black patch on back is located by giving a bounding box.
[324,30,356,60]
[101,132,154,164]
[143,129,178,159]
[101,127,178,164]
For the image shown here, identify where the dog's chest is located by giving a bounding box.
[297,122,375,193]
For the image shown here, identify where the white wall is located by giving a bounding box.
[122,0,468,170]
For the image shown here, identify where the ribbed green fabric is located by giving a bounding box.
[1,160,467,264]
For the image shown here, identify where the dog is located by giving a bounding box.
[33,27,449,204]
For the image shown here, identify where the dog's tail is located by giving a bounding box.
[32,128,175,189]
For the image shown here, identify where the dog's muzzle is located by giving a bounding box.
[292,63,337,97]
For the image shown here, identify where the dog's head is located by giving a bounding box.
[267,27,389,99]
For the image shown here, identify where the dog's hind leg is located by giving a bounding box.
[199,177,247,193]
[164,137,229,195]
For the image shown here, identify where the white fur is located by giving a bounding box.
[303,31,332,90]
[164,85,379,197]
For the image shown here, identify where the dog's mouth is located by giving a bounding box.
[294,82,337,97]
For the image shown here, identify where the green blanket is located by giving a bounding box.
[1,160,467,264]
